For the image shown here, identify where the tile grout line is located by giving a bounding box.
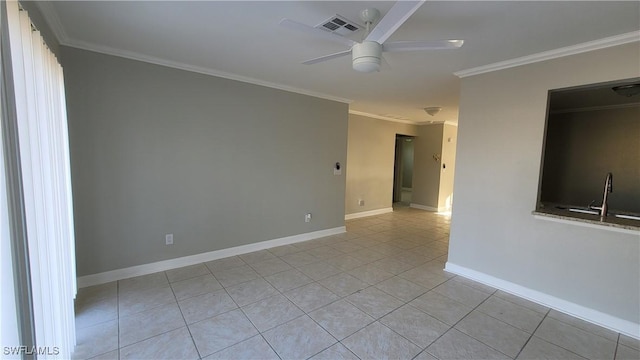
[171,266,206,360]
[513,307,551,359]
[613,333,620,360]
[418,287,500,359]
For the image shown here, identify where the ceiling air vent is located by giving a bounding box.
[316,15,362,37]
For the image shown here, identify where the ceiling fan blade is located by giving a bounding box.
[383,40,464,52]
[302,50,352,65]
[279,18,357,47]
[365,1,425,44]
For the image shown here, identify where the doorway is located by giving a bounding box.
[393,135,415,205]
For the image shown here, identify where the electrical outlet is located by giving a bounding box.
[165,233,174,245]
[305,213,312,223]
[358,199,365,206]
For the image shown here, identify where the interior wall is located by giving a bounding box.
[449,43,640,333]
[411,124,444,209]
[438,124,457,210]
[345,114,416,215]
[541,107,640,213]
[62,47,349,276]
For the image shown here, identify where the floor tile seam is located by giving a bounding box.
[256,332,284,360]
[373,277,430,303]
[204,259,249,274]
[520,335,591,360]
[118,297,180,319]
[306,308,374,343]
[117,282,173,296]
[264,314,340,359]
[545,312,620,344]
[211,288,240,316]
[170,285,226,302]
[240,304,307,334]
[448,278,496,295]
[395,273,448,290]
[75,315,119,331]
[118,322,188,351]
[513,306,551,360]
[261,273,315,293]
[282,276,337,295]
[251,266,297,279]
[117,285,185,349]
[375,318,440,353]
[491,292,549,315]
[299,293,344,314]
[341,296,403,321]
[400,302,453,327]
[453,318,529,359]
[75,293,118,308]
[238,278,316,313]
[214,273,261,289]
[422,287,499,356]
[165,263,213,284]
[195,323,262,360]
[613,333,621,360]
[182,303,239,327]
[176,281,217,335]
[472,305,542,334]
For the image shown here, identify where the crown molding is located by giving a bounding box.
[455,31,640,78]
[348,110,418,124]
[34,2,352,105]
[65,40,353,104]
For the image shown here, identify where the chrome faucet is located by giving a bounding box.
[589,172,613,220]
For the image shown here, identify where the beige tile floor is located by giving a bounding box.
[73,207,640,360]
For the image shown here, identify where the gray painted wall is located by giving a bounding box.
[449,43,640,326]
[541,107,640,213]
[62,47,348,276]
[345,114,416,215]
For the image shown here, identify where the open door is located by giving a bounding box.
[393,135,415,204]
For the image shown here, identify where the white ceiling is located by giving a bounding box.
[38,1,640,124]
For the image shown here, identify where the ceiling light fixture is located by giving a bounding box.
[424,107,442,116]
[352,42,382,72]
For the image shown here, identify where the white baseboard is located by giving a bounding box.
[77,226,346,288]
[445,262,640,339]
[409,203,444,212]
[345,207,393,220]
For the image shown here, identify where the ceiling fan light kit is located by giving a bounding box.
[280,0,464,73]
[352,41,382,72]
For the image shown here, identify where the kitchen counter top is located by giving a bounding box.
[533,207,640,233]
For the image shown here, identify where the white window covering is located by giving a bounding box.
[5,0,76,358]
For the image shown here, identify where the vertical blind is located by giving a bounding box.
[4,0,76,358]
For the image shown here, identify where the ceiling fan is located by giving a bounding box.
[280,0,463,73]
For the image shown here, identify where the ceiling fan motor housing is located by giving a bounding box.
[352,41,382,72]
